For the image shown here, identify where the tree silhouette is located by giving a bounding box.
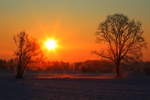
[94,14,146,77]
[14,32,41,79]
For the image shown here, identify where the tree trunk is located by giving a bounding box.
[116,63,120,78]
[16,63,25,79]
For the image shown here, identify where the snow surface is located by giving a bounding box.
[0,71,150,100]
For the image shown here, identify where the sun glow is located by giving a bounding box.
[44,39,57,50]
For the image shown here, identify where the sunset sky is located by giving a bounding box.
[0,0,150,62]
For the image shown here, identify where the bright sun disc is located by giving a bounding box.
[44,39,57,50]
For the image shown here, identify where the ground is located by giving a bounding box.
[0,71,150,100]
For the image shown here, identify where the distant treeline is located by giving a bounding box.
[0,58,150,74]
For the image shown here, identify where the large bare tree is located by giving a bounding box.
[14,32,41,78]
[95,14,146,77]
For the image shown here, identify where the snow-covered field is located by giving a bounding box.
[0,71,150,100]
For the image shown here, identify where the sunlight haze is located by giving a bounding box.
[0,0,150,62]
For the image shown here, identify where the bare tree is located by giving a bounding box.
[14,32,41,79]
[94,14,146,77]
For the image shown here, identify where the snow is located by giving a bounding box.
[0,71,150,100]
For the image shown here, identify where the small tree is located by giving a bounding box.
[14,32,41,79]
[95,14,146,77]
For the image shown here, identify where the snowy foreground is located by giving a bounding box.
[0,71,150,100]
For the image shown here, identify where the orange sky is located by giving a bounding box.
[0,0,150,62]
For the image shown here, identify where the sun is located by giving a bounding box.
[44,39,57,50]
